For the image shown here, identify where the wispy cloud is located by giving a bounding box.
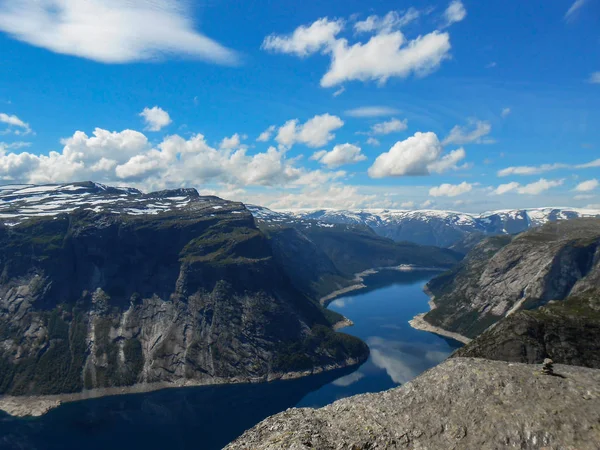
[589,72,600,84]
[565,0,588,22]
[345,106,400,118]
[0,0,238,64]
[498,158,600,176]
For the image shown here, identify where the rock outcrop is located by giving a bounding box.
[423,219,600,338]
[225,357,600,450]
[0,183,369,398]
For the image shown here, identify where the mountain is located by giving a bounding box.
[248,205,461,300]
[225,357,600,450]
[286,207,600,248]
[420,218,600,367]
[0,182,369,398]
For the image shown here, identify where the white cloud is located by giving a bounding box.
[443,1,467,27]
[371,118,408,135]
[501,108,511,118]
[262,14,452,88]
[427,147,466,174]
[345,106,400,117]
[575,179,599,192]
[429,181,472,197]
[493,181,520,195]
[493,179,564,196]
[400,201,415,208]
[589,72,600,84]
[485,62,497,69]
[220,133,245,150]
[0,0,238,64]
[497,163,568,177]
[310,143,366,168]
[354,9,420,34]
[262,18,343,57]
[0,141,31,151]
[497,158,600,177]
[517,178,564,195]
[0,127,347,190]
[368,131,466,178]
[275,114,344,149]
[139,106,172,132]
[565,0,588,22]
[366,137,381,146]
[0,112,32,135]
[443,119,493,145]
[257,125,276,142]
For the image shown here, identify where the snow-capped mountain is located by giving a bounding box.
[284,207,600,248]
[0,181,244,226]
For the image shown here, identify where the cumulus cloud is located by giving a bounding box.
[275,114,344,149]
[139,106,172,132]
[366,137,381,146]
[368,131,466,178]
[262,18,343,57]
[0,112,32,135]
[565,0,588,22]
[262,13,452,88]
[575,179,599,192]
[429,181,472,197]
[442,119,493,145]
[0,127,346,190]
[371,118,408,135]
[493,179,564,196]
[443,1,467,27]
[497,158,600,177]
[220,133,245,150]
[0,0,238,64]
[311,143,366,168]
[345,106,400,117]
[257,126,276,142]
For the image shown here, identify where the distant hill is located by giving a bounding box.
[281,207,600,248]
[421,218,600,368]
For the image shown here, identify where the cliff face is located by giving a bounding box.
[454,290,600,368]
[424,219,600,338]
[225,358,600,450]
[0,183,368,396]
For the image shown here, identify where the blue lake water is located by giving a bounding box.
[0,270,461,450]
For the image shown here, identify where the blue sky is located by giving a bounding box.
[0,0,599,212]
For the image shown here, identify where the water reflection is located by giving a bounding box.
[0,366,356,450]
[367,336,450,384]
[297,270,462,408]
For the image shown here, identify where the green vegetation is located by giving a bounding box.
[273,324,368,372]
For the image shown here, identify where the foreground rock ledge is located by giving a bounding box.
[225,357,600,450]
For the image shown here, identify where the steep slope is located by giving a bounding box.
[290,207,600,247]
[0,183,368,398]
[423,219,600,339]
[225,358,600,450]
[249,205,461,299]
[454,290,600,367]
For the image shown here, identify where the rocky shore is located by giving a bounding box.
[408,289,472,344]
[225,357,600,450]
[0,355,367,418]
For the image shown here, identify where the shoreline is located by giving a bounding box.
[0,264,443,419]
[320,265,443,307]
[408,287,472,345]
[0,355,367,419]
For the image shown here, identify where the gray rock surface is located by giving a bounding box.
[424,219,600,338]
[225,357,600,450]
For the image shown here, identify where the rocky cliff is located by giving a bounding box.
[423,219,600,339]
[225,357,600,450]
[0,183,369,397]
